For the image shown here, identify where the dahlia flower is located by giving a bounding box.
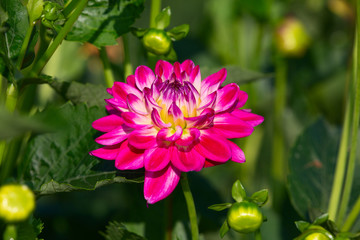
[90,60,263,204]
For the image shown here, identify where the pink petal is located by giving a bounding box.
[135,65,155,91]
[105,98,128,112]
[115,140,144,170]
[173,62,182,79]
[171,146,205,172]
[186,108,214,129]
[181,59,195,75]
[113,82,142,102]
[90,144,121,160]
[201,68,227,97]
[175,128,200,146]
[144,147,171,171]
[126,75,136,87]
[231,109,264,127]
[92,114,124,132]
[144,164,181,204]
[189,65,201,94]
[235,90,248,108]
[156,126,183,146]
[214,83,239,113]
[228,141,245,163]
[151,109,172,128]
[127,94,148,115]
[198,91,217,110]
[212,113,254,138]
[168,103,185,127]
[121,112,153,128]
[155,60,174,80]
[194,131,231,162]
[203,159,222,168]
[128,127,157,149]
[95,126,132,145]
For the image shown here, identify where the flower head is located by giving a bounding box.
[91,60,263,204]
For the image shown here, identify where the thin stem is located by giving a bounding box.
[99,47,115,88]
[342,195,360,231]
[180,173,199,240]
[0,74,7,104]
[122,34,133,79]
[16,23,34,69]
[337,5,360,223]
[254,229,262,240]
[3,224,17,240]
[149,0,161,28]
[28,0,89,77]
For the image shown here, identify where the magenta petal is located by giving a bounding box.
[155,60,174,80]
[135,65,155,91]
[175,128,200,146]
[157,126,183,144]
[194,131,231,162]
[144,164,181,204]
[235,90,248,108]
[181,59,195,75]
[128,128,157,149]
[113,82,142,102]
[228,141,245,163]
[95,126,132,145]
[90,144,121,160]
[115,140,144,170]
[186,108,214,128]
[126,75,136,87]
[151,109,172,128]
[121,112,152,128]
[213,113,254,138]
[127,94,148,115]
[189,65,201,94]
[92,114,124,132]
[201,68,227,96]
[144,147,171,171]
[214,83,239,113]
[231,109,264,127]
[198,91,217,110]
[171,147,205,172]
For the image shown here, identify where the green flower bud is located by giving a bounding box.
[142,29,172,56]
[42,1,62,21]
[0,184,35,222]
[227,201,263,233]
[295,226,335,240]
[275,17,310,57]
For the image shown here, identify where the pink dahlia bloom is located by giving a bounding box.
[90,60,263,204]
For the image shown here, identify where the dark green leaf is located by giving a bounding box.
[208,203,232,211]
[313,213,329,225]
[250,189,269,207]
[231,179,246,202]
[66,0,144,47]
[167,24,189,41]
[21,103,143,195]
[288,119,340,220]
[131,27,148,38]
[1,0,29,59]
[155,6,171,30]
[100,221,146,240]
[294,221,311,233]
[50,81,109,107]
[219,221,229,238]
[17,217,44,240]
[27,0,43,23]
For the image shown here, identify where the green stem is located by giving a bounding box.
[0,74,7,104]
[99,47,115,88]
[150,0,161,28]
[254,229,262,240]
[342,195,360,231]
[337,6,360,223]
[3,224,17,240]
[122,34,133,79]
[181,173,199,240]
[16,23,34,69]
[28,0,89,77]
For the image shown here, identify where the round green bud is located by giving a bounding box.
[275,17,310,57]
[142,29,172,56]
[42,2,62,21]
[0,184,35,222]
[227,201,263,233]
[296,226,334,240]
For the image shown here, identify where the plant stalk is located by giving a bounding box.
[181,173,199,240]
[16,23,35,69]
[342,195,360,231]
[150,0,161,28]
[99,47,115,88]
[122,34,133,79]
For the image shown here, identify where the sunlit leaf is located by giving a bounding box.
[294,221,310,233]
[167,24,189,41]
[250,189,269,207]
[27,0,43,23]
[100,221,146,240]
[219,220,229,238]
[155,6,171,30]
[231,179,246,202]
[208,203,232,211]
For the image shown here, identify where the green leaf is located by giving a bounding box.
[100,221,146,240]
[66,0,144,47]
[287,119,343,220]
[1,0,29,59]
[27,0,43,23]
[313,213,329,225]
[250,189,269,207]
[50,81,109,107]
[131,27,148,38]
[219,221,230,238]
[17,217,44,240]
[294,221,311,233]
[208,203,232,211]
[21,103,143,195]
[167,24,189,41]
[231,179,246,202]
[155,6,171,30]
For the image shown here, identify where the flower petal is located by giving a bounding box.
[127,94,148,115]
[181,59,195,75]
[90,144,121,160]
[135,65,155,91]
[189,65,201,93]
[95,126,132,145]
[175,128,200,147]
[144,147,171,171]
[201,68,227,97]
[171,146,205,172]
[128,127,157,149]
[115,140,144,170]
[155,60,174,80]
[194,131,231,162]
[151,109,172,128]
[186,108,214,129]
[144,164,181,204]
[235,90,248,108]
[156,126,183,147]
[92,114,124,132]
[231,109,264,127]
[121,112,153,128]
[126,75,136,87]
[214,83,239,113]
[228,141,245,163]
[212,113,254,138]
[113,82,142,102]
